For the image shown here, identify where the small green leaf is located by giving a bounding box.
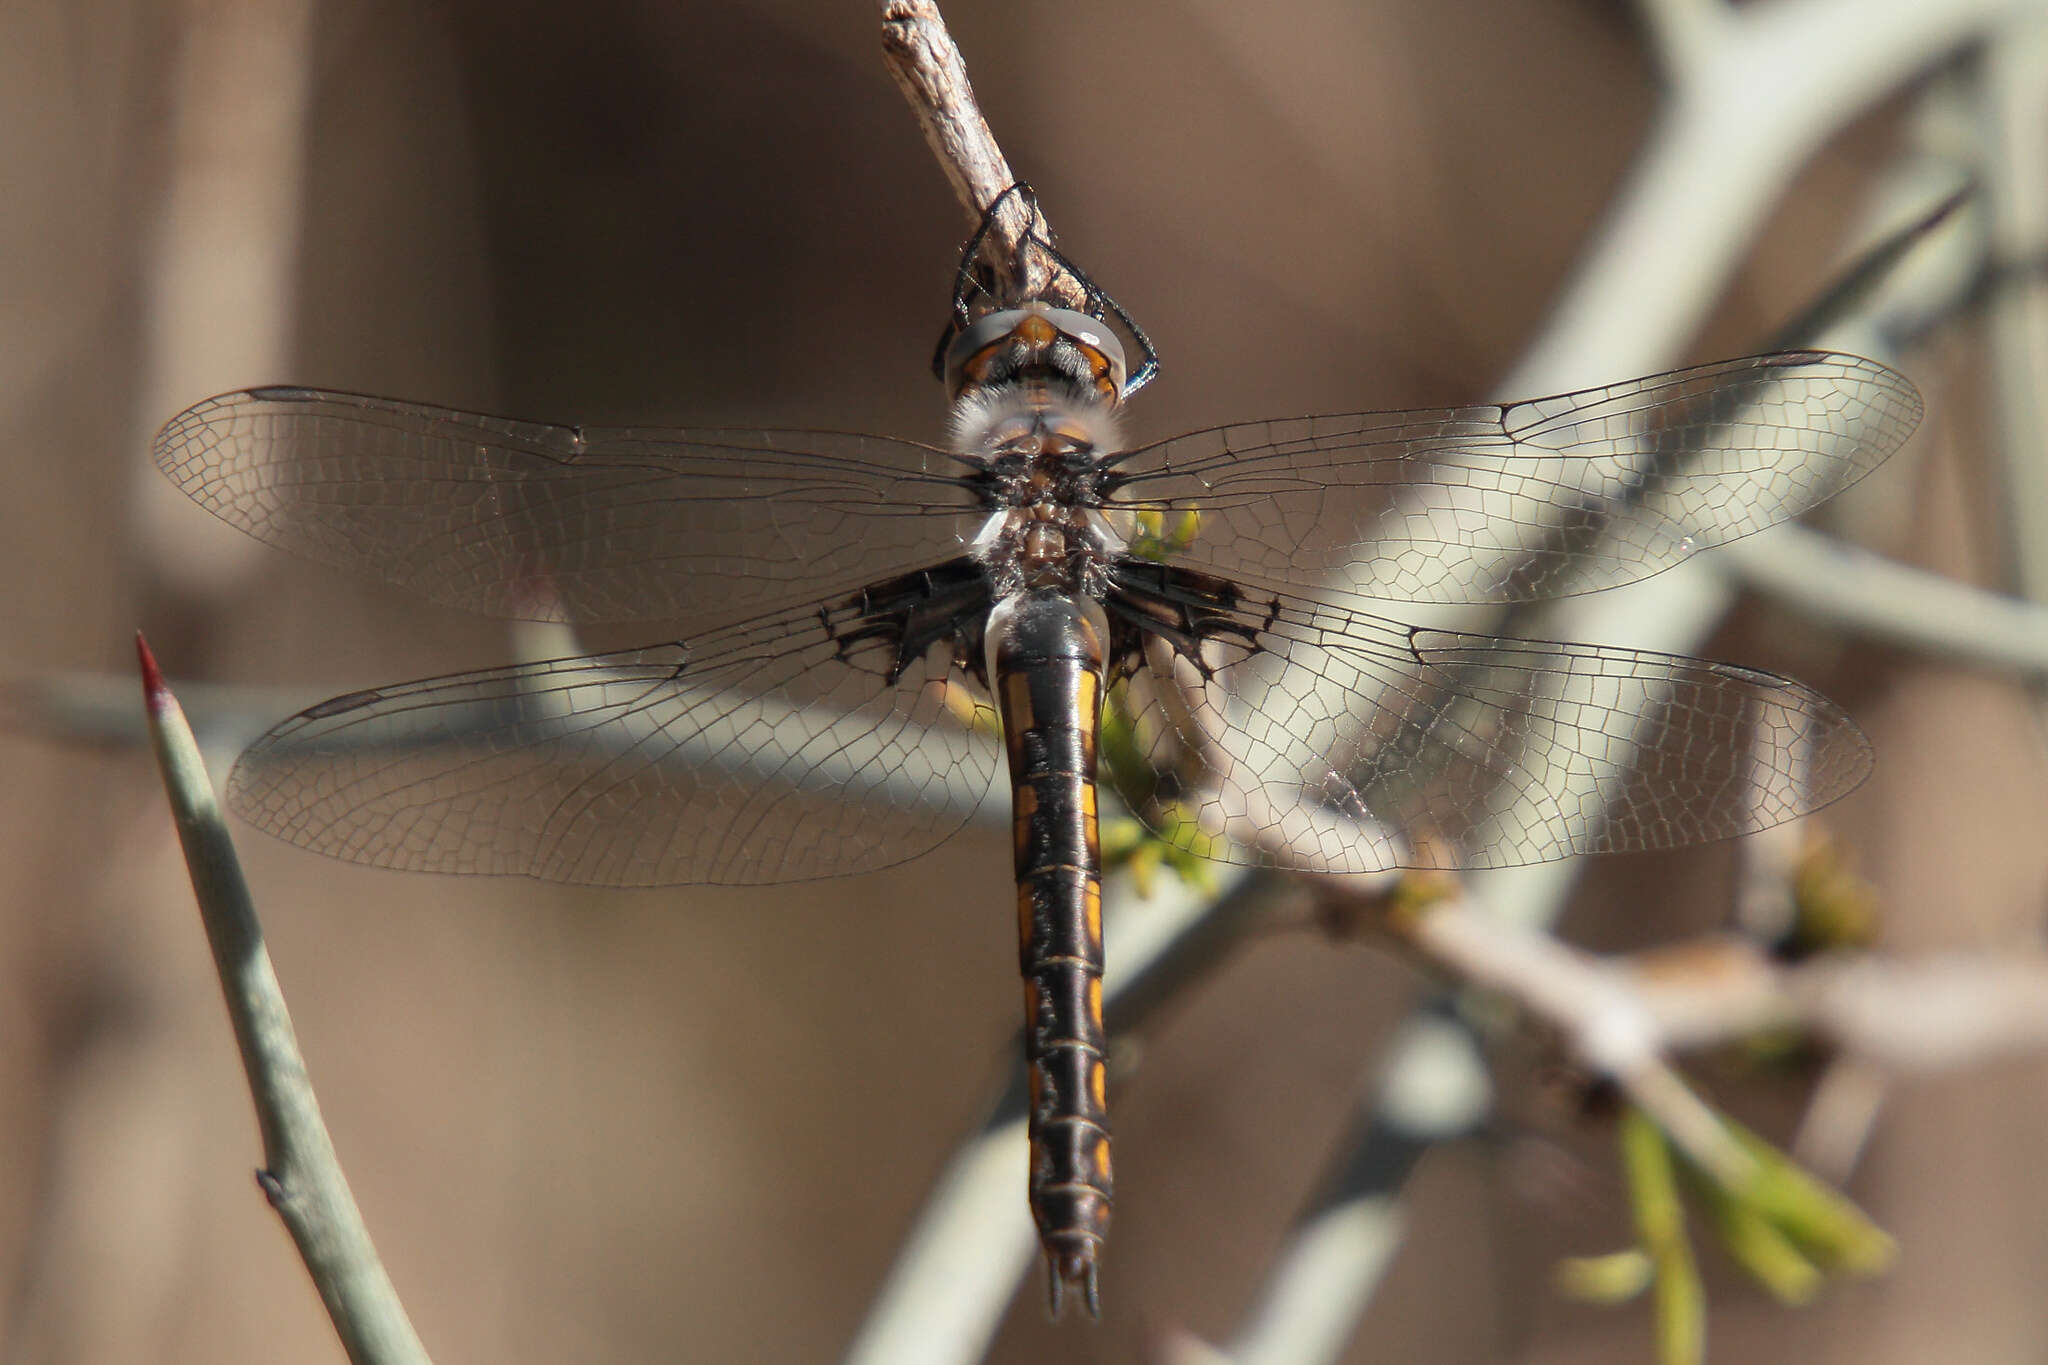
[1125,506,1204,560]
[1719,1120,1896,1276]
[1620,1106,1706,1365]
[1555,1249,1655,1303]
[1691,1172,1824,1305]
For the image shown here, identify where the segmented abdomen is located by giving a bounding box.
[987,588,1112,1319]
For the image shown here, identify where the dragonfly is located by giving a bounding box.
[153,192,1921,1317]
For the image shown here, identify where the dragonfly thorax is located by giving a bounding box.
[947,306,1129,598]
[960,393,1124,596]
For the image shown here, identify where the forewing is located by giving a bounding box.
[227,601,1001,886]
[155,388,980,625]
[1107,352,1920,605]
[1105,567,1868,873]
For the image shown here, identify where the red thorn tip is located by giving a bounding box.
[135,631,168,703]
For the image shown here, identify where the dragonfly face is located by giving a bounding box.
[153,231,1922,1317]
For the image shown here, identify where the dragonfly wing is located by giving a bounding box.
[1106,352,1921,606]
[155,388,982,626]
[228,585,1002,887]
[1104,563,1868,873]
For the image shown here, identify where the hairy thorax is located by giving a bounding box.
[955,379,1126,599]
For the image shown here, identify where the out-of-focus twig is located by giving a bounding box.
[1766,183,1976,352]
[133,0,317,594]
[841,1112,1034,1365]
[138,635,431,1365]
[1982,14,2048,619]
[1378,889,1757,1187]
[1222,1004,1491,1365]
[1380,889,2048,1082]
[1790,1056,1892,1178]
[1504,0,2026,396]
[2,671,316,753]
[1716,524,2048,677]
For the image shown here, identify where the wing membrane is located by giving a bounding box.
[1107,352,1921,605]
[227,599,1001,886]
[1105,565,1868,873]
[155,388,981,626]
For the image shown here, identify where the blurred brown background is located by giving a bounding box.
[4,1,2045,1361]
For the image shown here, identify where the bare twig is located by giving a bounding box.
[1374,888,1759,1186]
[138,635,431,1365]
[1501,0,2028,396]
[876,0,1086,309]
[1723,949,2048,1069]
[1382,893,2048,1088]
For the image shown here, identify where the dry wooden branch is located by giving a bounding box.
[876,0,1086,309]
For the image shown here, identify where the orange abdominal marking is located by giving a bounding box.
[1013,785,1040,868]
[1002,675,1035,741]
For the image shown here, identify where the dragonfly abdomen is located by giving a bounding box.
[987,588,1113,1319]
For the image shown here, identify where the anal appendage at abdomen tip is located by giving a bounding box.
[1043,1234,1103,1320]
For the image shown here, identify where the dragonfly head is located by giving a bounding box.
[942,303,1128,407]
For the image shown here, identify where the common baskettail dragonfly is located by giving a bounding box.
[153,195,1921,1317]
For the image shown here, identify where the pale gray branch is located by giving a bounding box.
[1634,941,2048,1069]
[1379,898,2048,1157]
[140,638,430,1365]
[1718,523,2048,677]
[1381,890,1759,1185]
[1222,1008,1490,1365]
[1983,13,2048,611]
